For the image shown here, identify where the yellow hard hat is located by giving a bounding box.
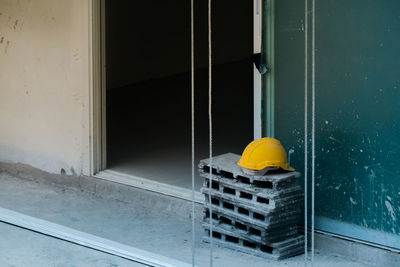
[238,137,294,174]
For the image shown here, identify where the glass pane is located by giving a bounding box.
[273,0,400,250]
[314,0,400,242]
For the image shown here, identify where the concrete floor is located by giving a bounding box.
[0,170,380,267]
[0,222,146,267]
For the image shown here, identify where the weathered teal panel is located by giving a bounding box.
[268,0,400,237]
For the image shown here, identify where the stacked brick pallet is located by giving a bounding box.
[199,153,304,260]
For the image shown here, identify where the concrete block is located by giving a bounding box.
[203,217,298,243]
[204,223,303,250]
[198,153,300,186]
[199,171,302,201]
[199,153,304,260]
[203,205,301,230]
[201,187,303,212]
[203,228,304,260]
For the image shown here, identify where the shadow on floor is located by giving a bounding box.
[106,60,254,190]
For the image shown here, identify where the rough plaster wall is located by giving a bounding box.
[0,0,91,175]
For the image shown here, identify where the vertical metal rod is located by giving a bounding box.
[265,0,275,138]
[208,0,213,266]
[190,0,195,266]
[311,0,316,264]
[304,0,309,265]
[270,0,275,137]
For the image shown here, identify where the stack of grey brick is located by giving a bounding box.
[199,153,304,260]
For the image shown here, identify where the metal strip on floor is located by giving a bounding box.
[95,169,204,204]
[0,207,194,267]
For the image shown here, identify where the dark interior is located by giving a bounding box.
[105,0,254,190]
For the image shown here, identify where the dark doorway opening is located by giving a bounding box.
[105,0,254,190]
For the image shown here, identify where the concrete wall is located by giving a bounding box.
[0,0,91,175]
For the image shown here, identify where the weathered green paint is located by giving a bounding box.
[266,0,400,238]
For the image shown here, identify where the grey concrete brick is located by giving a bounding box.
[203,218,299,243]
[198,153,300,185]
[200,171,302,200]
[202,201,302,229]
[203,229,304,260]
[203,211,300,237]
[203,205,301,230]
[201,187,303,211]
[199,153,304,260]
[205,224,304,250]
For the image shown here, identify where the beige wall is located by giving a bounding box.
[0,0,92,175]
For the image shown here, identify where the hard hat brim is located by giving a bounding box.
[238,160,295,172]
[238,162,295,175]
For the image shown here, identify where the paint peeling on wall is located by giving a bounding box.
[4,40,9,53]
[13,19,18,30]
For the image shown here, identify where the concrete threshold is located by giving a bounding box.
[0,162,399,266]
[0,162,205,220]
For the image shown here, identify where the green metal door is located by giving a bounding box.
[264,0,400,249]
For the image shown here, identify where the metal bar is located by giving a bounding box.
[311,0,316,264]
[315,217,400,252]
[253,0,262,139]
[0,207,193,267]
[208,0,214,266]
[265,0,275,137]
[304,0,309,264]
[190,0,196,265]
[100,0,107,171]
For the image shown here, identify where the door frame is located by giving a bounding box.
[253,0,263,140]
[91,0,263,175]
[89,0,106,176]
